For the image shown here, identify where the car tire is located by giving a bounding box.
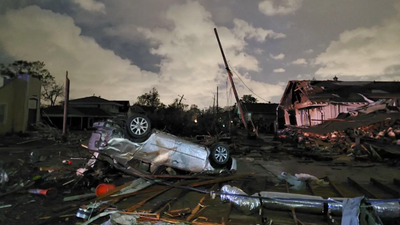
[210,143,230,166]
[126,113,151,141]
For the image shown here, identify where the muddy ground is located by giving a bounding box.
[0,130,399,225]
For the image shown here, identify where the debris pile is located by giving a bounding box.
[32,122,63,141]
[278,113,400,163]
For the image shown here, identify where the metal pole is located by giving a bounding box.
[214,28,247,129]
[216,86,218,114]
[62,71,70,136]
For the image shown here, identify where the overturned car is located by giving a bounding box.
[86,113,237,175]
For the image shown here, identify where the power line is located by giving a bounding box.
[227,62,269,103]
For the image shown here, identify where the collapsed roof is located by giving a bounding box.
[279,80,400,109]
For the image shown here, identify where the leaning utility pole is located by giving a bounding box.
[216,86,219,114]
[62,71,70,136]
[178,94,186,105]
[214,28,248,130]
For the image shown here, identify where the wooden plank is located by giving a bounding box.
[138,216,222,225]
[347,177,377,199]
[221,204,232,225]
[325,176,344,197]
[126,187,173,212]
[306,181,316,196]
[370,178,400,197]
[96,182,133,200]
[191,173,252,188]
[165,207,191,218]
[291,208,298,225]
[155,188,190,219]
[187,183,219,222]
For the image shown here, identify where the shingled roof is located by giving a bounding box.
[69,96,122,106]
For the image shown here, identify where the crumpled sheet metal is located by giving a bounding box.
[140,131,209,172]
[105,130,210,172]
[220,185,260,215]
[328,198,400,219]
[260,192,324,214]
[102,129,237,172]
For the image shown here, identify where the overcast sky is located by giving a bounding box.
[0,0,399,107]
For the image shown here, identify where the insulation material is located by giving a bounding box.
[260,192,324,214]
[220,185,260,215]
[328,198,400,219]
[221,185,400,219]
[220,186,324,215]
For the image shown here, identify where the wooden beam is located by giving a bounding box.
[187,183,219,222]
[126,187,173,212]
[306,181,316,196]
[325,176,344,197]
[370,178,400,197]
[348,177,377,199]
[291,208,299,225]
[191,173,252,188]
[155,189,190,219]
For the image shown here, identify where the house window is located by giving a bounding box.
[0,104,6,124]
[29,99,38,109]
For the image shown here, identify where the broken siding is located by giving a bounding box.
[294,103,369,127]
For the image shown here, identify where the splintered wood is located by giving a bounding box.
[80,173,251,224]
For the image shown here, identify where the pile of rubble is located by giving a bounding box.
[278,116,400,163]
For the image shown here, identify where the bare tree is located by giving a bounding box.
[42,74,63,106]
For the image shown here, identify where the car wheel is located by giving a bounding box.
[126,113,151,141]
[210,143,230,166]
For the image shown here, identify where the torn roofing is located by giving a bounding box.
[303,112,400,134]
[279,80,400,109]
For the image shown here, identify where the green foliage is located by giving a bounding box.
[0,60,63,106]
[241,94,258,103]
[0,61,50,78]
[136,87,161,108]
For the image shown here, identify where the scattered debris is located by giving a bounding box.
[278,112,400,164]
[28,188,58,198]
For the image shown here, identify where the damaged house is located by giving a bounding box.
[278,77,400,127]
[0,74,41,134]
[42,96,128,130]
